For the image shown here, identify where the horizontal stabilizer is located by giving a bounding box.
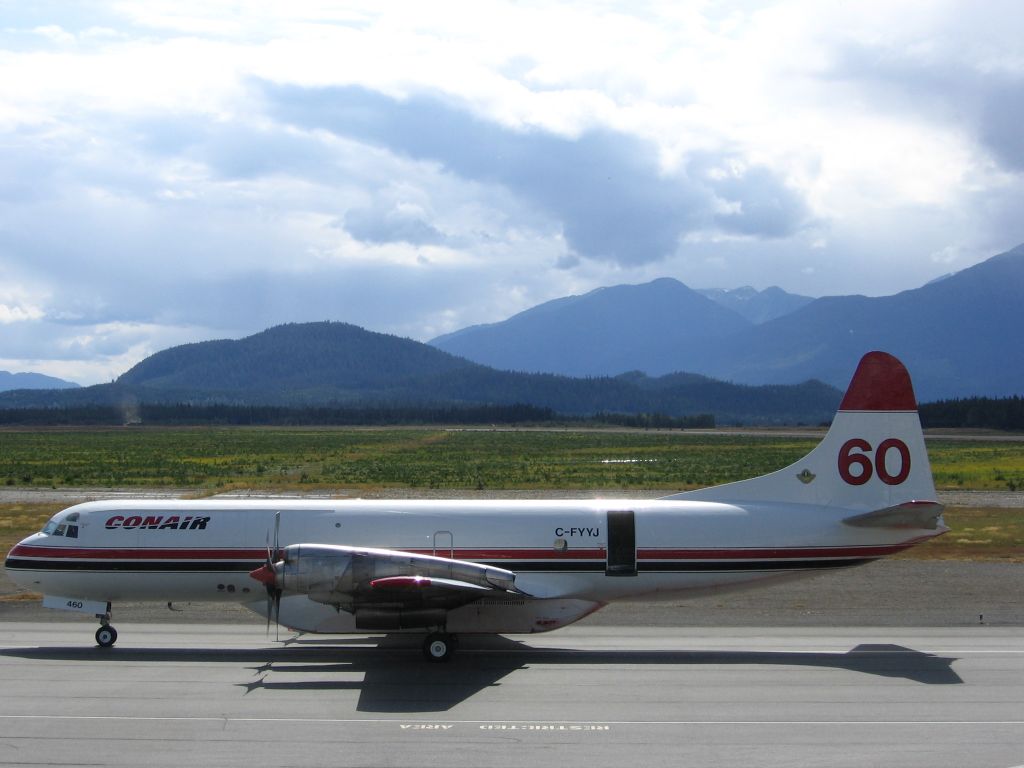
[842,501,945,530]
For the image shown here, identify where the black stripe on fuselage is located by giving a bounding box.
[637,558,876,572]
[3,559,262,573]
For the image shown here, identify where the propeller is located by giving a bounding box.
[248,511,282,640]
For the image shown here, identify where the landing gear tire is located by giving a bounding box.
[95,625,118,648]
[423,632,456,663]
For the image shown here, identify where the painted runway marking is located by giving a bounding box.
[0,715,1022,727]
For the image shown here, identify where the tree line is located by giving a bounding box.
[0,402,714,429]
[918,396,1024,431]
[7,397,1024,430]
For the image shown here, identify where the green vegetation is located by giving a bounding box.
[0,428,813,490]
[925,440,1024,491]
[3,428,1024,491]
[0,403,565,427]
[920,396,1024,431]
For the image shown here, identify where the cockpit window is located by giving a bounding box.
[42,512,80,538]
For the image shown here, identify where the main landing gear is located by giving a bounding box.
[422,632,457,662]
[95,611,118,648]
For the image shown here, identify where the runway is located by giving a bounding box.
[1,622,1022,767]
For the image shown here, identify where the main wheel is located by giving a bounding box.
[95,625,118,648]
[422,633,455,663]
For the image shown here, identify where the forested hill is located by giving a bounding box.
[117,322,474,392]
[0,321,842,424]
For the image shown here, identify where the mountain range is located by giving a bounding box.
[431,244,1024,400]
[0,322,839,425]
[3,244,1021,421]
[0,371,78,392]
[696,285,813,324]
[430,278,751,378]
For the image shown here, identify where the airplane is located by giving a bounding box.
[4,351,947,661]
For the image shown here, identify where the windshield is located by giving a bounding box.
[41,512,79,539]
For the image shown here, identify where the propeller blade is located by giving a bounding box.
[248,564,277,636]
[273,588,281,642]
[252,512,284,640]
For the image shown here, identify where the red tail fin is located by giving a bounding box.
[839,351,917,411]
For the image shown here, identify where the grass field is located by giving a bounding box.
[894,507,1024,561]
[0,427,813,490]
[3,426,1024,491]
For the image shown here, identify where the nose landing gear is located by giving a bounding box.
[95,611,117,648]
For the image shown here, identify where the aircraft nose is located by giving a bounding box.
[4,539,36,588]
[5,539,25,567]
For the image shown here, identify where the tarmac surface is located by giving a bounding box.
[1,622,1023,768]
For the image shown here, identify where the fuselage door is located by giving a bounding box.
[605,510,637,577]
[433,530,454,558]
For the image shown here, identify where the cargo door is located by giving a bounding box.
[605,510,636,577]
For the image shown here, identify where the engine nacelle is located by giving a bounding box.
[271,543,518,609]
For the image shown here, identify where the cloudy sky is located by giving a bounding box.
[2,1,1023,385]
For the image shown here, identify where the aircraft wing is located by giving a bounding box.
[250,543,527,614]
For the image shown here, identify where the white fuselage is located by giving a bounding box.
[6,497,932,634]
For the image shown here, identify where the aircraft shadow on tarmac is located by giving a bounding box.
[0,636,962,713]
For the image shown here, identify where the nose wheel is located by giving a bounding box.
[422,632,457,662]
[95,625,118,647]
[95,612,117,648]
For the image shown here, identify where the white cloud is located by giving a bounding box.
[0,0,1022,384]
[0,282,48,325]
[0,304,43,323]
